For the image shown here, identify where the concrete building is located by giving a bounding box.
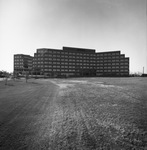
[32,46,129,77]
[14,54,33,75]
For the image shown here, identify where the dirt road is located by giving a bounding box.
[0,78,147,149]
[0,79,58,149]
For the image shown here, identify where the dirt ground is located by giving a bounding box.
[0,77,147,150]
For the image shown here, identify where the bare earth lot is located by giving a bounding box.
[0,77,147,150]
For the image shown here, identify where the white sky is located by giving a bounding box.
[0,0,146,73]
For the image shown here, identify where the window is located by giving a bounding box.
[69,56,73,58]
[107,63,111,66]
[116,52,120,55]
[53,51,57,54]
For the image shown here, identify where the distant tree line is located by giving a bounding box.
[0,71,9,78]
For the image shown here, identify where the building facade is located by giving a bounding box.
[32,46,129,77]
[14,54,33,75]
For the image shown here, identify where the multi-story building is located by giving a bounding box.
[14,54,33,75]
[32,46,129,77]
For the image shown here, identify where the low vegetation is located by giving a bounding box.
[0,77,147,149]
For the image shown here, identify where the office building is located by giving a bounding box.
[14,54,33,75]
[32,46,129,77]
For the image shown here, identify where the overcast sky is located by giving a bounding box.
[0,0,146,73]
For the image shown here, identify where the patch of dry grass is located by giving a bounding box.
[0,77,147,149]
[49,77,147,149]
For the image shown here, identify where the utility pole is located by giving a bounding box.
[143,67,144,74]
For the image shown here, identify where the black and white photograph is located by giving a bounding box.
[0,0,147,149]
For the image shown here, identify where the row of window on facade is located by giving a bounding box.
[14,56,23,58]
[15,63,129,67]
[41,68,128,72]
[33,58,128,62]
[32,65,129,69]
[14,59,32,63]
[14,66,32,69]
[14,55,32,59]
[34,54,123,59]
[32,62,128,65]
[15,62,34,65]
[14,67,128,72]
[32,57,129,62]
[37,50,120,56]
[14,65,129,70]
[97,73,128,76]
[14,65,128,69]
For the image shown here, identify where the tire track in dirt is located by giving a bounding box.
[75,82,147,149]
[47,80,112,149]
[1,78,146,149]
[49,79,147,149]
[0,79,59,149]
